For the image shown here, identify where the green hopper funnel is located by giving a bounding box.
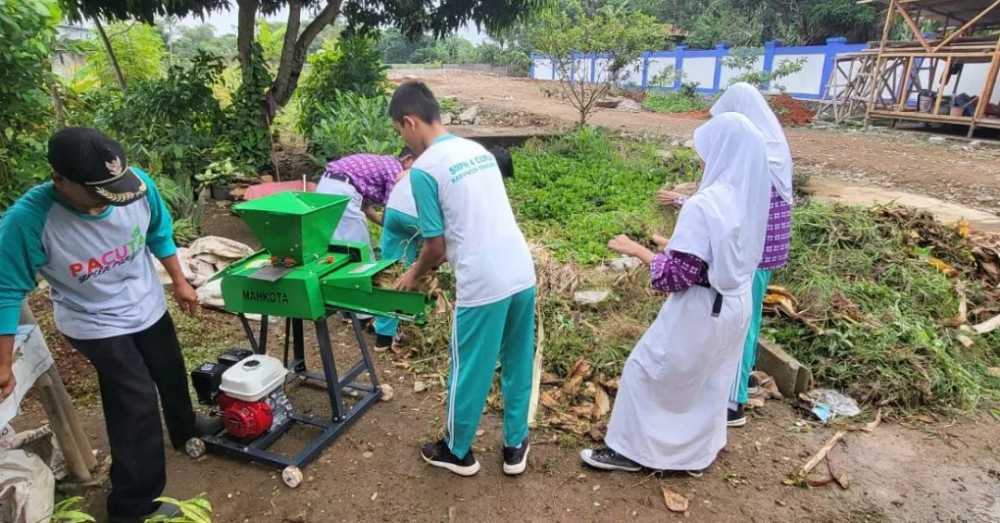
[234,191,349,265]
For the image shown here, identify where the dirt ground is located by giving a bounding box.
[391,69,1000,224]
[15,302,1000,523]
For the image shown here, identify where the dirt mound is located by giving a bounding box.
[769,94,815,126]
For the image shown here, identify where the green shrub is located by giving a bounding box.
[305,92,403,164]
[298,35,388,143]
[0,0,60,209]
[91,52,226,184]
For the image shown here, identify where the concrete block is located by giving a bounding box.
[756,339,813,398]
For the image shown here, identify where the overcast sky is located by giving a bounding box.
[177,6,487,43]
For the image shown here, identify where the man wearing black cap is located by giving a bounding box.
[0,127,219,522]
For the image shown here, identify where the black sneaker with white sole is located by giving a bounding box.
[421,439,480,476]
[580,447,642,472]
[502,438,530,475]
[727,404,747,427]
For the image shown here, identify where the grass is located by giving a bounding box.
[422,128,998,413]
[768,204,1000,410]
[507,127,700,264]
[643,91,710,113]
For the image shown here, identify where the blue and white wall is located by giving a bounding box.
[531,38,868,100]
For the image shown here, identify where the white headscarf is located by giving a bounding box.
[711,82,794,204]
[668,112,771,296]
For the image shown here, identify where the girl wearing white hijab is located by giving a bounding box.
[580,113,771,473]
[710,82,794,427]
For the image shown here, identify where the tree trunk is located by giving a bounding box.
[236,0,259,82]
[51,80,66,129]
[264,0,342,120]
[93,17,126,90]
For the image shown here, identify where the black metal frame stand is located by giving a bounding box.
[202,312,381,470]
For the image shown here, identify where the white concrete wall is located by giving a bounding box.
[594,58,611,84]
[769,54,825,95]
[685,57,716,89]
[532,57,553,80]
[617,59,645,87]
[645,56,675,88]
[720,54,764,87]
[553,57,591,82]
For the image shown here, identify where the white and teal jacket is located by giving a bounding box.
[0,169,176,340]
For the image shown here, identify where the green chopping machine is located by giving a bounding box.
[193,191,429,485]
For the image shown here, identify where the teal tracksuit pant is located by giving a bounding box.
[729,269,772,405]
[447,286,536,459]
[374,208,422,338]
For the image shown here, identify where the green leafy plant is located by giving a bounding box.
[153,172,200,244]
[644,83,709,113]
[145,495,213,523]
[304,91,403,164]
[0,0,60,209]
[195,159,247,187]
[298,34,389,142]
[50,496,96,523]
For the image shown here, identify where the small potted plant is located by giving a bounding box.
[196,159,243,200]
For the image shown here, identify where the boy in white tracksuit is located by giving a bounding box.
[391,81,537,477]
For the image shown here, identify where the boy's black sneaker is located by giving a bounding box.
[580,447,642,472]
[420,439,480,476]
[502,438,530,476]
[374,334,393,352]
[727,404,747,427]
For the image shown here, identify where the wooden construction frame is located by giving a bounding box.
[857,0,1000,136]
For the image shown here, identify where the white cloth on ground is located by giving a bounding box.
[0,449,54,523]
[711,82,794,204]
[604,112,771,471]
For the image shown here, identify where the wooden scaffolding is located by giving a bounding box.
[856,0,1000,136]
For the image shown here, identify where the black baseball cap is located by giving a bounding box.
[48,127,147,206]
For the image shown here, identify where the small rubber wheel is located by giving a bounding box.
[282,466,303,488]
[185,438,206,459]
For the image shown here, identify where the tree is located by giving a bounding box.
[165,23,237,65]
[79,22,167,89]
[1,0,61,208]
[378,28,432,64]
[65,0,540,122]
[635,0,880,47]
[529,0,664,124]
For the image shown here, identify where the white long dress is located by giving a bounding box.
[606,286,750,470]
[604,112,772,471]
